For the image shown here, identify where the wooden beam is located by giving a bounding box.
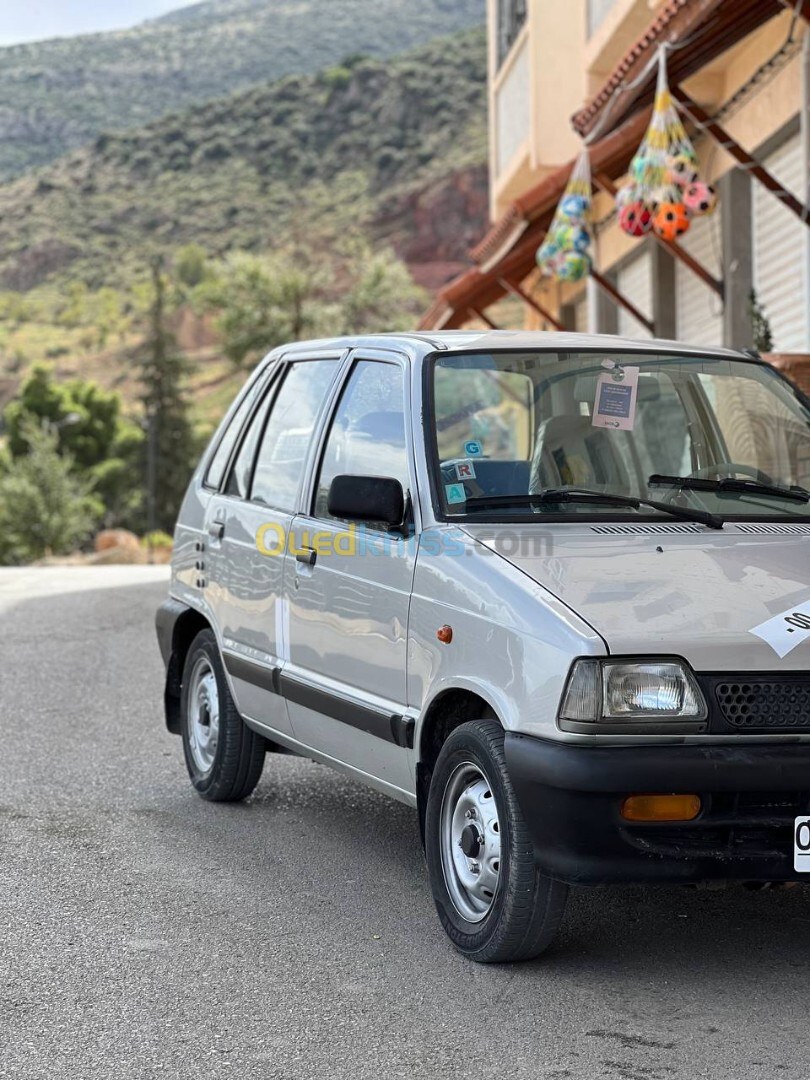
[467,307,500,330]
[673,87,810,225]
[590,268,655,334]
[594,172,724,298]
[497,277,565,331]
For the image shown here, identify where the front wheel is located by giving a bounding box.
[180,629,266,801]
[425,720,568,963]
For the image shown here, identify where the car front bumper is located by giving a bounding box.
[504,733,810,885]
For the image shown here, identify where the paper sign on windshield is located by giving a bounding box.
[750,601,810,658]
[592,366,639,431]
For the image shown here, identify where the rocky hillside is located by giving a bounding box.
[0,0,484,180]
[0,28,489,293]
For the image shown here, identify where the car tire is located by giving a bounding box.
[179,629,266,802]
[425,719,568,963]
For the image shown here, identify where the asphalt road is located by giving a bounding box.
[3,567,810,1080]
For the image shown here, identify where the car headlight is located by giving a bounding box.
[559,658,708,733]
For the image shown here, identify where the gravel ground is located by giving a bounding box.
[2,567,810,1079]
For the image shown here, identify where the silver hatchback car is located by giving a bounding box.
[158,331,810,962]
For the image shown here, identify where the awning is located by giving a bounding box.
[572,0,809,140]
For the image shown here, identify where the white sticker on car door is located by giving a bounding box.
[750,601,810,658]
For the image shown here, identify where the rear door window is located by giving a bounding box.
[250,360,340,511]
[204,371,268,489]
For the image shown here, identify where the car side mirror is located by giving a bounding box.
[327,474,406,530]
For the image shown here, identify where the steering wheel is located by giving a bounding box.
[688,462,779,486]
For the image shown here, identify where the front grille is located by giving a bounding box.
[623,791,810,862]
[716,679,810,728]
[698,673,810,732]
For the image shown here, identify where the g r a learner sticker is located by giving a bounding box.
[795,818,810,872]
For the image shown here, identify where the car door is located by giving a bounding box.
[203,353,344,736]
[282,352,417,796]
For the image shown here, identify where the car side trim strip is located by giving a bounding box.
[279,673,414,749]
[223,652,281,695]
[222,652,413,749]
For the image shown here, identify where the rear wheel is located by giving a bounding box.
[180,629,265,801]
[425,719,568,963]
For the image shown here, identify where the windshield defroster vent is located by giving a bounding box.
[732,523,810,535]
[589,524,704,535]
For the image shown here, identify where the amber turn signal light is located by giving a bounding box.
[620,794,701,822]
[437,625,453,644]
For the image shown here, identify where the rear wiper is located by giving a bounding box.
[464,489,724,529]
[649,474,810,504]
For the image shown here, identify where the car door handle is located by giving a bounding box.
[208,520,225,539]
[295,547,317,567]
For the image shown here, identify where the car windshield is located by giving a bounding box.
[429,350,810,522]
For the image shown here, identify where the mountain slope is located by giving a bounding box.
[0,0,484,181]
[0,28,488,293]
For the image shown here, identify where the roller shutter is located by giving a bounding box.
[675,212,724,347]
[616,247,653,339]
[752,132,809,352]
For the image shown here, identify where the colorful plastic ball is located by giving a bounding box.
[619,200,653,237]
[570,226,591,252]
[552,223,577,249]
[616,183,637,209]
[653,201,691,241]
[630,155,651,183]
[555,250,591,282]
[667,153,699,188]
[683,181,717,216]
[648,185,683,216]
[559,194,589,222]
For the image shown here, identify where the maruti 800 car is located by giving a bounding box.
[157,331,810,962]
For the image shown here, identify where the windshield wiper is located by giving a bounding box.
[464,489,724,529]
[649,474,810,504]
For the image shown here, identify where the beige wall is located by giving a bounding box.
[489,0,588,218]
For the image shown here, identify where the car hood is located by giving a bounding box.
[464,522,810,671]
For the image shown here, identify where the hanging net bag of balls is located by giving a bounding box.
[616,46,717,242]
[535,147,593,283]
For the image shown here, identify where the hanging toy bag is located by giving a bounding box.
[536,147,593,283]
[617,46,716,242]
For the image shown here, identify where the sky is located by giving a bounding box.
[0,0,204,46]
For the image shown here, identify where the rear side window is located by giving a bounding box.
[204,373,265,489]
[251,360,340,511]
[225,392,269,499]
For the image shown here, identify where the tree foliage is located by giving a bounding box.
[197,243,426,368]
[136,259,198,533]
[3,364,144,525]
[0,420,103,565]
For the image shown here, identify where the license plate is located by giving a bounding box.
[795,817,810,872]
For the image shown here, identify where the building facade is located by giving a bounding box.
[422,0,810,361]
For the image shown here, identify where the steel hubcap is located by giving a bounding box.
[440,762,502,923]
[187,657,220,774]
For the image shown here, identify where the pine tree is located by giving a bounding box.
[138,257,197,534]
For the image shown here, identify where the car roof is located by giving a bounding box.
[276,330,748,362]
